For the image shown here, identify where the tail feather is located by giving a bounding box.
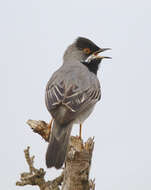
[46,120,72,169]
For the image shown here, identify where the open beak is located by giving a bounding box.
[86,48,111,62]
[94,48,112,59]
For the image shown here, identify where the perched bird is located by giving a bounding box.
[45,37,111,169]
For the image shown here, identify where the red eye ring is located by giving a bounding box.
[83,48,91,54]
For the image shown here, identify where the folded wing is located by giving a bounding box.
[45,80,101,114]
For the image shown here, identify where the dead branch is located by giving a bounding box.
[16,146,63,190]
[16,119,95,190]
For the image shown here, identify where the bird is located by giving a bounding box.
[45,37,111,169]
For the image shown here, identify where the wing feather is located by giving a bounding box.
[45,80,101,113]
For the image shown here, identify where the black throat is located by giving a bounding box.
[81,59,101,75]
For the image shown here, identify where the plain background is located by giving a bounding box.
[1,0,151,189]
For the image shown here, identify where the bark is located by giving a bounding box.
[16,120,95,190]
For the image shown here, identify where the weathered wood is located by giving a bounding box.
[16,120,95,190]
[62,136,94,190]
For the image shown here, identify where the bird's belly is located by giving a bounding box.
[74,104,95,124]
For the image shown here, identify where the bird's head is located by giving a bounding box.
[63,37,111,63]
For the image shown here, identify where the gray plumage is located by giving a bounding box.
[46,121,72,169]
[45,37,110,169]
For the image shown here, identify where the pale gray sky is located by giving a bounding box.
[1,0,151,189]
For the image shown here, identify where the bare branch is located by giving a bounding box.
[16,146,46,189]
[16,120,95,189]
[16,146,63,190]
[27,120,50,142]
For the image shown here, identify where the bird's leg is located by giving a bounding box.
[47,119,53,137]
[79,124,82,139]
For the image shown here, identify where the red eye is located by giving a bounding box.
[83,48,91,54]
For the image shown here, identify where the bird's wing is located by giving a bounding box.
[45,80,65,111]
[45,79,101,113]
[62,83,101,112]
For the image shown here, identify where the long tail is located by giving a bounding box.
[46,120,72,169]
